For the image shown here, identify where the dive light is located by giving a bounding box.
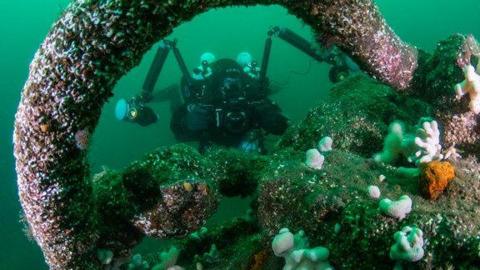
[115,98,158,127]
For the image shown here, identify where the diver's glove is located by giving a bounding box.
[253,100,288,135]
[239,130,263,154]
[185,103,212,131]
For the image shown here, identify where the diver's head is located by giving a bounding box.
[236,52,253,67]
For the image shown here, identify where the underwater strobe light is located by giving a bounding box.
[115,98,158,127]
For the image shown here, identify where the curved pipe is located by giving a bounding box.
[13,0,417,268]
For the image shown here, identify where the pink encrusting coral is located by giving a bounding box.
[310,0,417,89]
[74,129,90,150]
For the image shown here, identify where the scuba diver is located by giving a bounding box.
[115,26,359,153]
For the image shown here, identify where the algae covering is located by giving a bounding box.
[10,0,480,269]
[91,73,480,270]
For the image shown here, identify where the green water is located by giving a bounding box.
[1,0,480,269]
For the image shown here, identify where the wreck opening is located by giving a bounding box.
[90,5,336,171]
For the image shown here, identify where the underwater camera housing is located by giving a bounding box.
[212,62,253,135]
[115,97,158,127]
[114,26,357,136]
[215,100,251,135]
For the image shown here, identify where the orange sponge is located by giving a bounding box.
[420,161,455,200]
[249,249,268,270]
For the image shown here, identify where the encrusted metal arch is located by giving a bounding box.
[13,0,416,269]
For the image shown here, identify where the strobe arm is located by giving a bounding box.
[259,29,274,87]
[117,40,192,126]
[273,26,326,62]
[170,41,193,87]
[140,39,192,102]
[141,41,170,101]
[259,26,333,86]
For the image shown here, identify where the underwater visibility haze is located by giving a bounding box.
[3,0,480,269]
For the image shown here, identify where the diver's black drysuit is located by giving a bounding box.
[170,59,288,151]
